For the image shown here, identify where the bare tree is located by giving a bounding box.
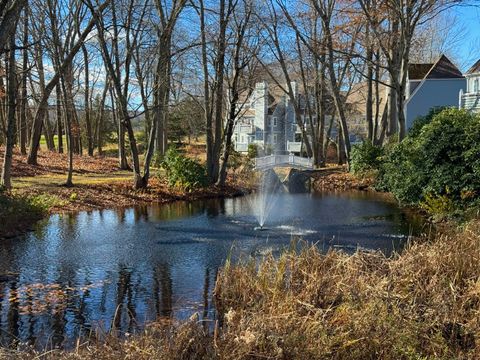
[151,0,187,160]
[0,0,27,54]
[194,0,237,184]
[217,0,259,186]
[1,33,18,189]
[256,0,314,159]
[358,0,462,140]
[26,0,110,166]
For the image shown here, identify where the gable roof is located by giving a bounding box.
[467,59,480,75]
[409,55,464,81]
[409,63,434,80]
[426,55,464,79]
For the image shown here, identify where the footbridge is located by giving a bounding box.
[254,154,313,170]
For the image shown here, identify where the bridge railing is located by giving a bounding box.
[254,155,313,169]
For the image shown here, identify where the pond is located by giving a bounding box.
[0,191,425,349]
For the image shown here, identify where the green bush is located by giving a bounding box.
[379,108,480,210]
[161,148,208,191]
[0,192,52,237]
[420,190,455,219]
[247,144,258,159]
[408,106,446,138]
[350,141,384,176]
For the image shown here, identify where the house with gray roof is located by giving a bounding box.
[406,55,465,128]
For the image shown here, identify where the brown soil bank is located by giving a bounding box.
[2,221,480,359]
[0,180,245,239]
[311,166,374,191]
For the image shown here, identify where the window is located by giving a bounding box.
[273,117,277,126]
[474,79,479,93]
[273,134,278,144]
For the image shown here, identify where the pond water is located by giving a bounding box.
[0,191,425,349]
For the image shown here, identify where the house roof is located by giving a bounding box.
[409,55,464,80]
[409,63,433,80]
[467,59,480,75]
[426,55,464,79]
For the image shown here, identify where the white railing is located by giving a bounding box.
[235,143,249,152]
[254,155,313,170]
[461,93,480,112]
[238,124,255,134]
[287,141,302,153]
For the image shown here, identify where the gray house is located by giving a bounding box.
[405,55,465,128]
[233,81,304,155]
[233,81,367,155]
[459,59,480,112]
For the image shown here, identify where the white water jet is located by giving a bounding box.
[247,169,284,229]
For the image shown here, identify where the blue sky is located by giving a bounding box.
[453,5,480,71]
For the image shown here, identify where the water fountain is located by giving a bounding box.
[248,168,284,230]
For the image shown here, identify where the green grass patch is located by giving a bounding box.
[0,191,59,238]
[12,172,134,189]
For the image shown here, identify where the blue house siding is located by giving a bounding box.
[406,78,466,129]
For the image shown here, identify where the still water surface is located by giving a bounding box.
[0,191,424,348]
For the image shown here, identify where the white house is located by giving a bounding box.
[405,55,466,128]
[459,59,480,112]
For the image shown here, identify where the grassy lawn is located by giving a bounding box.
[12,171,134,189]
[39,135,67,150]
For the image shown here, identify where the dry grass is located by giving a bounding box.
[3,222,480,359]
[214,222,480,359]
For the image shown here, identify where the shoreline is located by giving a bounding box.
[0,181,250,240]
[1,166,430,240]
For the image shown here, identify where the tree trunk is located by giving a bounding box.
[154,35,171,158]
[43,114,56,151]
[82,45,94,156]
[1,35,17,189]
[313,50,326,167]
[199,0,214,183]
[108,87,127,169]
[56,84,63,153]
[0,0,26,54]
[34,42,55,152]
[337,125,346,165]
[59,75,74,187]
[19,8,28,155]
[217,94,238,187]
[366,42,374,143]
[96,80,108,156]
[210,0,228,184]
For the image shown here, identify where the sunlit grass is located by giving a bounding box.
[12,171,134,188]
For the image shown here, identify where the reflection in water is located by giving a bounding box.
[0,192,425,349]
[154,264,172,319]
